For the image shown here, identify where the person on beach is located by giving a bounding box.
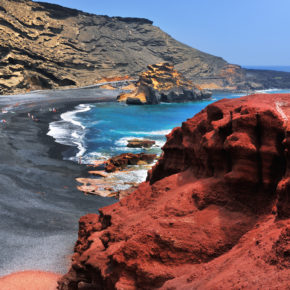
[0,119,7,125]
[79,156,82,164]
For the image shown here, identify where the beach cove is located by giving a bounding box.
[0,87,120,278]
[1,87,290,288]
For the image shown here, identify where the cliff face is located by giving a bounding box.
[1,0,290,95]
[58,94,290,289]
[118,63,212,104]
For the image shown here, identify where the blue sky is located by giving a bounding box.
[36,0,290,66]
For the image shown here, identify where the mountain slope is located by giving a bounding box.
[0,0,290,95]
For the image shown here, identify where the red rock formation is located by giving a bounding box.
[58,94,290,289]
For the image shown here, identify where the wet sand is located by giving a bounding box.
[0,87,120,276]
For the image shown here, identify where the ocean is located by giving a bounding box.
[48,89,290,190]
[243,65,290,72]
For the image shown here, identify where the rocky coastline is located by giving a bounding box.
[58,93,290,289]
[0,1,290,289]
[118,63,212,105]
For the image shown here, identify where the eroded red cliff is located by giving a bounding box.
[58,94,290,289]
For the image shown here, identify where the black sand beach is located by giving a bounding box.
[0,87,120,276]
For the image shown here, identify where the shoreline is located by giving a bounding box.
[0,87,120,277]
[1,87,290,281]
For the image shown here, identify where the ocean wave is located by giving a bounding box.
[61,104,91,129]
[255,88,279,93]
[47,104,92,159]
[115,136,139,146]
[110,129,171,136]
[73,151,110,164]
[128,129,171,136]
[108,168,149,191]
[115,136,165,148]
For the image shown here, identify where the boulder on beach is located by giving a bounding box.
[105,153,157,172]
[117,62,212,105]
[76,177,113,196]
[127,138,156,148]
[59,94,290,289]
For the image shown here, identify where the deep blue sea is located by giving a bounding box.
[48,89,290,189]
[243,65,290,72]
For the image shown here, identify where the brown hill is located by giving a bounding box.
[1,0,290,95]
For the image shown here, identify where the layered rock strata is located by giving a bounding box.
[1,0,290,95]
[58,94,290,289]
[118,63,212,104]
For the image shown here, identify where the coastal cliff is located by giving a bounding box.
[1,0,290,95]
[118,63,212,104]
[58,94,290,289]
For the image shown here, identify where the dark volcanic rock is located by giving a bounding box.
[1,0,290,95]
[105,153,157,172]
[118,63,212,104]
[58,94,290,289]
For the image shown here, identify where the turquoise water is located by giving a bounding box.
[47,89,290,189]
[67,92,243,162]
[48,89,290,165]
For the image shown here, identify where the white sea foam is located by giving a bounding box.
[115,136,139,146]
[154,140,166,147]
[47,104,92,159]
[128,129,171,136]
[110,129,171,136]
[108,168,149,191]
[61,104,91,129]
[255,88,279,94]
[77,151,110,164]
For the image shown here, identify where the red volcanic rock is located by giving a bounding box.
[58,94,290,289]
[105,153,156,172]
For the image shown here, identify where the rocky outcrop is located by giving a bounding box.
[118,63,212,104]
[127,139,156,148]
[1,0,290,95]
[58,94,290,289]
[105,153,157,172]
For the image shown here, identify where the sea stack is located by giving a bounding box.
[118,63,212,105]
[58,94,290,289]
